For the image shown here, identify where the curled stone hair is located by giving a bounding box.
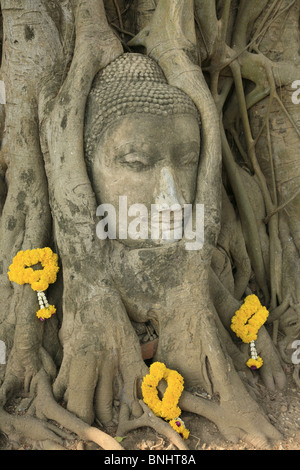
[84,53,201,165]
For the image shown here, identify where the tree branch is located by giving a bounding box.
[40,0,123,260]
[129,0,222,255]
[194,0,218,59]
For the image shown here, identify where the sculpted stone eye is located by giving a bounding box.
[125,160,148,170]
[121,153,151,169]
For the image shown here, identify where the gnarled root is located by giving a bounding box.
[32,369,124,450]
[0,405,72,450]
[117,400,189,450]
[0,367,124,450]
[293,365,300,388]
[179,389,281,449]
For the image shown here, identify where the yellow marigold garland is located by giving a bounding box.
[8,248,59,321]
[231,294,269,370]
[141,362,189,439]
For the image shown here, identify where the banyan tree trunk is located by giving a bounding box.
[0,0,298,450]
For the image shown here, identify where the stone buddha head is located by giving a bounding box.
[84,53,201,248]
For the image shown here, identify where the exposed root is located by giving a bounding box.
[293,365,300,388]
[179,390,282,449]
[255,327,287,391]
[117,400,189,451]
[66,353,99,426]
[0,368,120,450]
[32,370,124,450]
[0,406,66,447]
[0,366,125,450]
[268,295,291,323]
[35,440,67,450]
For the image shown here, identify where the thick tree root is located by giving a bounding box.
[36,440,68,450]
[32,370,124,450]
[117,400,189,450]
[293,366,300,388]
[0,406,69,447]
[179,390,282,449]
[0,369,124,450]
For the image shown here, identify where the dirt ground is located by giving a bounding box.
[0,362,299,451]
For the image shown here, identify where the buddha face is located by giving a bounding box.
[91,113,200,247]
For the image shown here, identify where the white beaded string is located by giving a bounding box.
[37,291,49,310]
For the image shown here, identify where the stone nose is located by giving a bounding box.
[155,167,183,209]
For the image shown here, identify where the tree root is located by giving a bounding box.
[179,389,282,449]
[268,294,291,323]
[148,366,282,448]
[32,370,124,450]
[293,365,300,389]
[117,400,189,451]
[1,371,123,451]
[0,406,68,448]
[0,367,125,450]
[220,123,270,304]
[35,440,68,450]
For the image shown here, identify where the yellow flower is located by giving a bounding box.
[7,247,59,291]
[36,305,56,321]
[141,362,189,438]
[8,248,59,321]
[246,356,263,370]
[231,295,268,370]
[231,295,269,343]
